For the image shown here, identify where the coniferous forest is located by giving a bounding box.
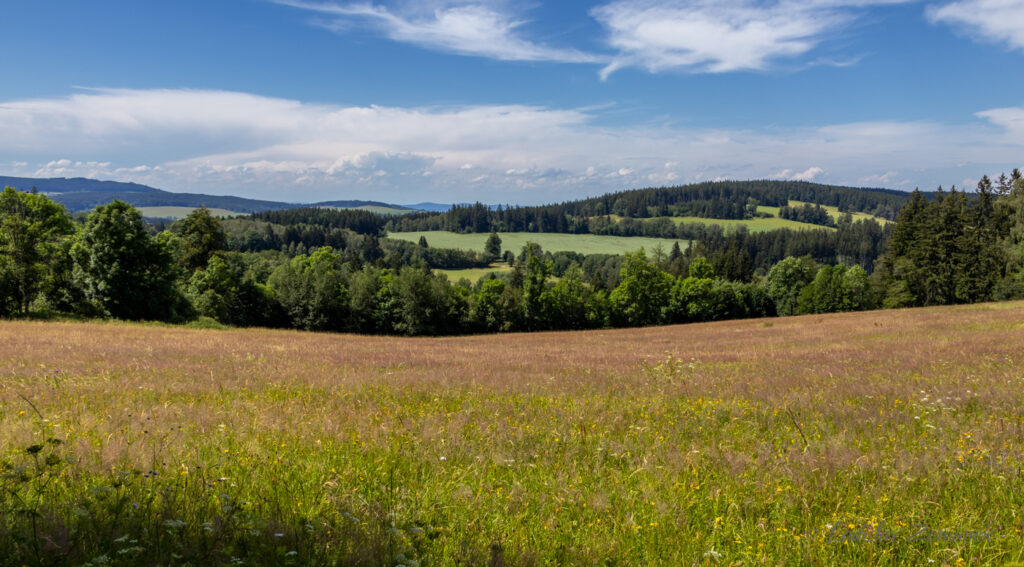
[1,174,1021,335]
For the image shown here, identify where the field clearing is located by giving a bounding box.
[603,213,834,233]
[436,262,513,282]
[3,304,1024,564]
[672,215,834,232]
[387,231,689,255]
[599,201,889,233]
[136,206,244,219]
[757,200,893,225]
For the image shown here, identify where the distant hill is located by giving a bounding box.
[0,175,162,195]
[401,202,453,213]
[317,200,411,209]
[386,179,913,235]
[0,176,429,214]
[316,201,417,215]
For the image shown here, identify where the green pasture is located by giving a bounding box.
[137,206,244,219]
[387,231,689,255]
[436,263,513,282]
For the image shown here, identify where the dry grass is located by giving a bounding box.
[2,303,1024,564]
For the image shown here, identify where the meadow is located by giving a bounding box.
[435,263,513,283]
[386,231,689,256]
[670,215,833,232]
[136,206,245,219]
[598,201,889,234]
[2,303,1024,565]
[757,200,894,225]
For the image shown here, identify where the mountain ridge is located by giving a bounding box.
[0,176,432,214]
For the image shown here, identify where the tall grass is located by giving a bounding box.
[2,303,1024,564]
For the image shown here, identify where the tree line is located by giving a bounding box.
[385,180,908,235]
[1,170,1022,335]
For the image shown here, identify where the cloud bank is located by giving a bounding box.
[2,88,1022,203]
[928,0,1024,51]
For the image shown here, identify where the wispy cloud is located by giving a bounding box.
[927,0,1024,51]
[975,105,1024,141]
[592,0,913,77]
[1,88,1021,202]
[774,166,825,181]
[275,0,932,78]
[274,0,604,63]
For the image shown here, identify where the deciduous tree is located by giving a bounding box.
[71,200,182,320]
[0,187,74,315]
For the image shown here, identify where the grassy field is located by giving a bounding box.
[2,304,1024,564]
[598,202,889,234]
[672,215,834,232]
[436,263,513,282]
[387,231,689,255]
[601,212,835,233]
[137,206,244,219]
[757,200,894,225]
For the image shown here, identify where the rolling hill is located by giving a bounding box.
[2,301,1021,564]
[0,175,426,215]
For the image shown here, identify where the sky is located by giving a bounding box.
[2,0,1024,205]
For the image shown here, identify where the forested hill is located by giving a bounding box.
[0,176,162,194]
[0,176,418,214]
[386,180,911,234]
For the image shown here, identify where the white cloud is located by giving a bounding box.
[775,166,825,181]
[274,0,927,78]
[859,171,905,185]
[1,88,1023,202]
[976,105,1024,139]
[794,166,824,181]
[927,0,1024,51]
[275,0,602,63]
[592,0,912,77]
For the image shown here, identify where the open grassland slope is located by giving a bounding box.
[136,206,245,219]
[387,231,688,255]
[760,200,893,225]
[2,304,1024,565]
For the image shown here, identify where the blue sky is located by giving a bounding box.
[2,0,1023,204]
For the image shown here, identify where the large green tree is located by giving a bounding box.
[765,256,818,316]
[0,187,74,315]
[610,250,673,327]
[267,247,347,331]
[796,265,872,314]
[469,277,523,332]
[185,254,285,328]
[71,200,182,320]
[172,207,227,272]
[484,231,502,258]
[548,264,595,329]
[521,242,553,330]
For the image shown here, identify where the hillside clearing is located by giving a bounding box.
[673,214,835,232]
[387,231,689,255]
[757,200,894,225]
[436,262,513,282]
[136,206,244,219]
